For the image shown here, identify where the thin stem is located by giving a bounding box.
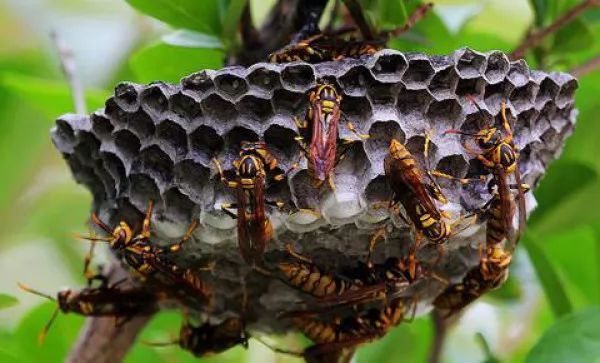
[50,31,86,114]
[570,54,600,77]
[428,310,448,363]
[509,0,600,60]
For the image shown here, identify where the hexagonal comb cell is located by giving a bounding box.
[369,51,408,83]
[51,49,578,335]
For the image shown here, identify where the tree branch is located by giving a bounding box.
[67,262,155,363]
[509,0,600,61]
[50,31,86,114]
[570,54,600,77]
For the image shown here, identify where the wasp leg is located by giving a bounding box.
[265,200,286,210]
[293,116,308,129]
[168,219,199,253]
[213,158,238,189]
[141,200,155,239]
[221,203,239,219]
[367,227,387,268]
[500,100,515,140]
[345,121,370,140]
[284,243,313,263]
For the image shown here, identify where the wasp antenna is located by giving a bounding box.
[38,306,60,345]
[75,234,112,243]
[444,129,476,137]
[91,213,112,234]
[141,339,180,347]
[253,336,304,357]
[17,282,56,301]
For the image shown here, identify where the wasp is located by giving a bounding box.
[444,98,527,248]
[433,244,511,318]
[294,81,368,191]
[213,141,296,265]
[268,2,433,64]
[18,282,158,344]
[81,203,212,303]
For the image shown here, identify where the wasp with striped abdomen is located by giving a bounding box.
[444,98,527,248]
[214,141,296,265]
[294,81,368,191]
[18,282,158,343]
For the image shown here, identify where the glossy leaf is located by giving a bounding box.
[125,0,221,35]
[526,307,600,363]
[129,43,223,84]
[221,0,247,48]
[0,294,18,310]
[524,236,573,317]
[162,30,224,49]
[551,19,595,53]
[476,333,501,363]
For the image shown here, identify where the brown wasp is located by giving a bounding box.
[213,141,297,266]
[268,2,433,64]
[294,81,368,191]
[433,244,512,318]
[148,316,248,357]
[443,98,527,248]
[18,282,158,344]
[80,202,212,303]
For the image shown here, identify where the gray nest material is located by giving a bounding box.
[51,48,577,333]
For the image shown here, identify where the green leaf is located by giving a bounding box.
[220,0,247,48]
[162,30,224,49]
[528,160,598,227]
[129,43,223,84]
[0,72,108,118]
[529,0,548,27]
[125,0,221,35]
[486,273,522,302]
[0,294,18,310]
[551,19,595,53]
[476,332,501,363]
[524,236,573,317]
[526,307,600,363]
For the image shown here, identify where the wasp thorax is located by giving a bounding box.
[311,84,340,114]
[388,139,410,160]
[112,222,133,248]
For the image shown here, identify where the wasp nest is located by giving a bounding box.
[51,48,577,334]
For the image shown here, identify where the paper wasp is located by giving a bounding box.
[433,245,512,318]
[294,81,368,191]
[443,98,527,248]
[18,282,158,344]
[80,203,212,303]
[213,141,297,265]
[268,2,433,64]
[148,316,248,357]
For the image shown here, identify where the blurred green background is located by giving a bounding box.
[1,0,600,362]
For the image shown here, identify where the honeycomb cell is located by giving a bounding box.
[104,98,127,124]
[156,119,188,158]
[237,94,274,120]
[174,159,211,203]
[428,67,459,98]
[510,82,538,113]
[247,67,281,91]
[536,77,560,107]
[91,112,114,139]
[113,129,141,160]
[435,154,468,181]
[214,72,249,100]
[181,70,215,94]
[484,51,509,84]
[369,51,408,83]
[100,151,127,194]
[338,65,372,96]
[169,92,203,122]
[114,82,139,111]
[272,89,305,114]
[223,126,259,153]
[128,173,161,210]
[557,78,577,108]
[200,93,239,122]
[131,145,174,188]
[163,187,196,222]
[127,109,156,140]
[455,77,485,97]
[53,117,77,152]
[364,175,392,204]
[73,132,101,166]
[281,64,315,91]
[264,124,300,162]
[455,48,486,78]
[366,82,401,105]
[189,125,224,161]
[507,60,530,88]
[483,82,509,105]
[340,95,373,121]
[402,58,435,88]
[140,83,169,115]
[397,89,433,116]
[426,99,462,126]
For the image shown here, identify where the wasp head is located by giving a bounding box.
[111,222,133,249]
[57,289,75,312]
[310,83,340,115]
[475,127,502,150]
[237,155,264,188]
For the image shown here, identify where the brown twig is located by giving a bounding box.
[341,0,375,40]
[427,310,448,363]
[67,262,155,363]
[570,54,600,77]
[50,31,86,114]
[381,2,434,39]
[509,0,600,60]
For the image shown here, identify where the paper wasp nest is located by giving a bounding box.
[51,48,577,333]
